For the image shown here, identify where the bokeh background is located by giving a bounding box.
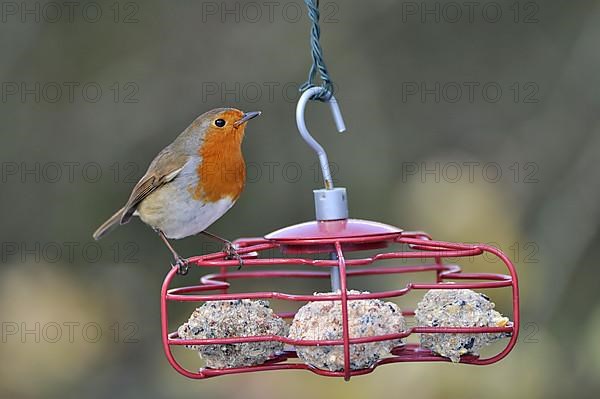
[2,0,600,398]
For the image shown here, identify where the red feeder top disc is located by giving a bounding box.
[264,218,403,253]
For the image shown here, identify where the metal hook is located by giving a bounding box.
[296,87,346,190]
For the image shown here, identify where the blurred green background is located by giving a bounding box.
[1,0,600,398]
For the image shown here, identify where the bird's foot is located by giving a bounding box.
[223,242,243,269]
[172,256,190,275]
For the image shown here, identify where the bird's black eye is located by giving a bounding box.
[214,119,226,127]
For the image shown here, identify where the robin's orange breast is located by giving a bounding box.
[190,130,246,203]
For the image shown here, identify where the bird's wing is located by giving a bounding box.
[120,148,189,224]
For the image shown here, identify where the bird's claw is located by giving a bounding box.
[172,257,190,275]
[223,242,243,269]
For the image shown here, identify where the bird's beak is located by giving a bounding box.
[234,111,261,127]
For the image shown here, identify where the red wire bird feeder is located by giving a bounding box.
[160,88,520,381]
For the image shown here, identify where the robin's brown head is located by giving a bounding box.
[194,108,261,143]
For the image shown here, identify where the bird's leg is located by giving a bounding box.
[156,229,189,275]
[200,231,243,269]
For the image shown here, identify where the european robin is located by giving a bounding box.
[92,108,261,273]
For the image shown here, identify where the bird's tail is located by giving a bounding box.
[93,206,126,240]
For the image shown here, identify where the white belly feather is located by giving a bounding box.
[134,164,236,239]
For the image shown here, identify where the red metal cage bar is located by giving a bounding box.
[161,225,519,381]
